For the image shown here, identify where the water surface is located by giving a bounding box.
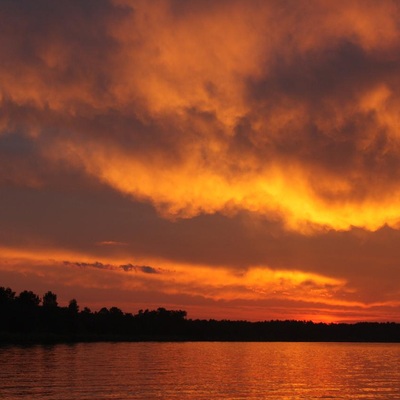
[1,342,399,399]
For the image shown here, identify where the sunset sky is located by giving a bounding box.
[2,0,400,322]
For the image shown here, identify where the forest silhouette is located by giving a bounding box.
[1,286,400,343]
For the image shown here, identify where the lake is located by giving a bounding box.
[1,342,399,399]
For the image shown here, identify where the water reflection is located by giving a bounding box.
[1,342,400,399]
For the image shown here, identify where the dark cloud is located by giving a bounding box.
[119,264,159,274]
[63,260,160,274]
[0,0,126,93]
[240,36,400,202]
[63,261,113,270]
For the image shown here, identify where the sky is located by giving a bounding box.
[1,0,400,322]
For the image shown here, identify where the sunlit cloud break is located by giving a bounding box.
[2,0,400,231]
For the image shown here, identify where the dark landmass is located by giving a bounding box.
[1,286,400,344]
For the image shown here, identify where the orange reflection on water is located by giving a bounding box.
[2,343,400,398]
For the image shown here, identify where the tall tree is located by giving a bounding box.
[0,287,15,307]
[16,290,40,308]
[43,291,58,308]
[68,299,79,314]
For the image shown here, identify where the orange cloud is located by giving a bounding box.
[3,1,400,322]
[0,246,386,310]
[7,1,393,231]
[2,240,400,322]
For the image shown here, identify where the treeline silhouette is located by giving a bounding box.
[1,286,400,343]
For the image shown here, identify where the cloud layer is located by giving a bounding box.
[2,0,400,321]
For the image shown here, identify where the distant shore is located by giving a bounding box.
[1,286,400,344]
[2,320,400,345]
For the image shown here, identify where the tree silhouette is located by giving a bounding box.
[0,286,15,306]
[13,290,40,333]
[43,291,58,308]
[16,290,40,308]
[110,307,123,316]
[98,307,109,315]
[0,287,16,332]
[1,284,400,343]
[68,299,79,314]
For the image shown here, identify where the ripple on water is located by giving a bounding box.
[1,342,400,399]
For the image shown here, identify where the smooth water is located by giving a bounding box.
[1,342,399,399]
